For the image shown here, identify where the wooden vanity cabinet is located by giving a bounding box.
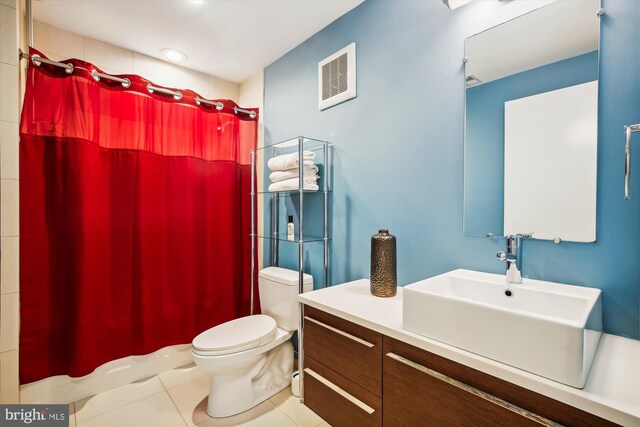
[302,305,618,427]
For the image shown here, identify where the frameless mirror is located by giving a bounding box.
[463,0,600,242]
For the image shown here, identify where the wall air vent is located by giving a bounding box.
[318,43,356,111]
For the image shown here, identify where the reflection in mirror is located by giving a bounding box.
[463,0,600,242]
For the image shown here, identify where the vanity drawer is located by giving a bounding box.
[384,350,540,426]
[383,337,617,427]
[303,305,382,395]
[304,355,381,427]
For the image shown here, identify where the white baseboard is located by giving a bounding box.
[20,344,193,404]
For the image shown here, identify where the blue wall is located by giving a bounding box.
[264,0,640,339]
[465,51,599,236]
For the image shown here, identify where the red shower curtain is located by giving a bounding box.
[19,48,258,384]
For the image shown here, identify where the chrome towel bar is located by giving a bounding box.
[625,124,640,200]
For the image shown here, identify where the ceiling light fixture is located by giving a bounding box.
[161,48,187,62]
[443,0,472,10]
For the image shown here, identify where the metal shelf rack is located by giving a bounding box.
[250,136,332,402]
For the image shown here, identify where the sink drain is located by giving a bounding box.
[504,289,514,297]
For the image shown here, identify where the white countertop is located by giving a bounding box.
[299,280,640,426]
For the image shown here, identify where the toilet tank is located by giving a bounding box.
[258,267,313,331]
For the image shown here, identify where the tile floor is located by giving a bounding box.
[67,363,329,427]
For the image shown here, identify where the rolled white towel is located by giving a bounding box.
[270,165,319,183]
[267,151,316,171]
[268,176,319,192]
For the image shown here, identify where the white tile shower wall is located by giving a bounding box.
[34,20,84,60]
[33,21,240,102]
[0,349,19,403]
[0,3,17,65]
[0,292,18,352]
[0,236,18,294]
[0,63,18,122]
[0,0,19,404]
[84,38,133,75]
[0,179,18,237]
[0,121,18,179]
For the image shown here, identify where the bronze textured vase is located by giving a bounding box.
[370,229,397,297]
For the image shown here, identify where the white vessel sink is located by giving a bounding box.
[402,269,602,388]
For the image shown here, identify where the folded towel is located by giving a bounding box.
[270,165,319,183]
[269,176,319,192]
[267,151,316,171]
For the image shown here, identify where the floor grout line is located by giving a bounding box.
[158,374,169,391]
[268,392,298,426]
[163,383,190,427]
[275,405,299,427]
[69,402,77,427]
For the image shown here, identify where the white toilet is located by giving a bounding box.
[192,267,313,418]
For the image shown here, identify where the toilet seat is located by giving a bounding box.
[193,315,277,356]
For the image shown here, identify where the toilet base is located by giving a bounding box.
[206,341,294,418]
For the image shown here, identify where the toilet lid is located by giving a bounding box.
[192,315,278,355]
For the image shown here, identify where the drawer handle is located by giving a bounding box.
[385,353,560,427]
[304,316,375,348]
[304,368,376,415]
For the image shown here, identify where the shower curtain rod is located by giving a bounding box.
[18,49,257,119]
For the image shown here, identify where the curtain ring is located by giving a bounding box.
[31,54,42,67]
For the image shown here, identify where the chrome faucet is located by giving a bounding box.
[497,234,531,284]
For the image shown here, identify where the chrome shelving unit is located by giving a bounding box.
[250,136,332,403]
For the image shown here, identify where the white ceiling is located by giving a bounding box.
[32,0,364,83]
[466,0,599,86]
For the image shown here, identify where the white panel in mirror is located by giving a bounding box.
[504,82,598,242]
